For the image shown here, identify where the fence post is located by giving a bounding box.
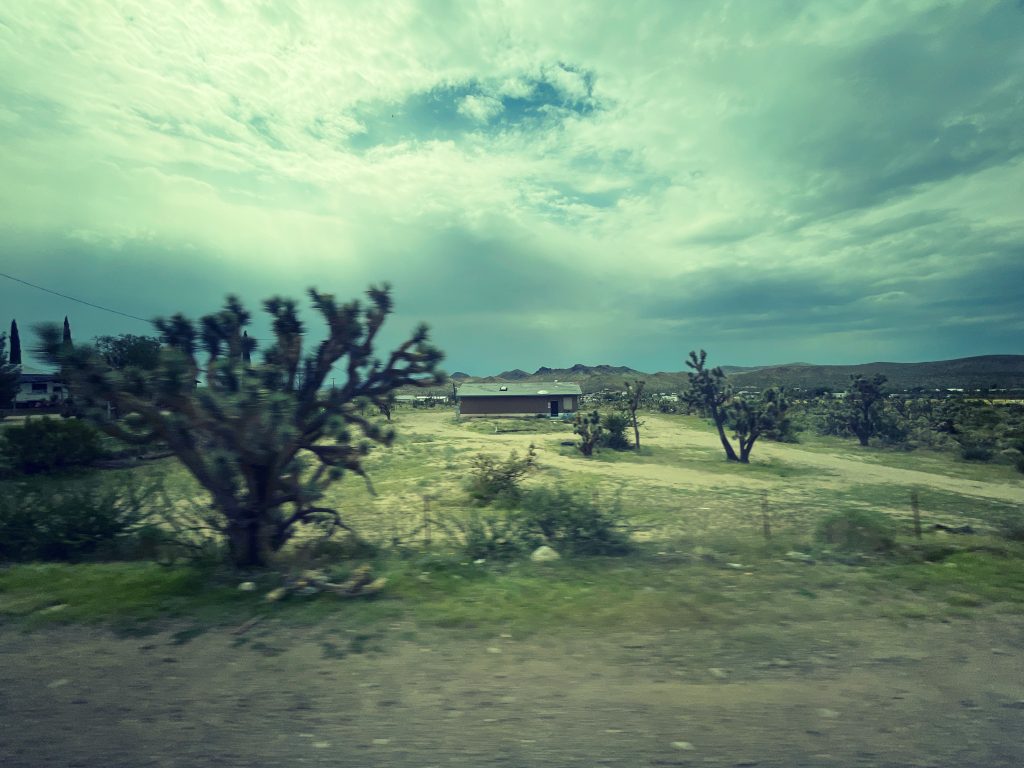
[760,490,771,541]
[911,490,921,539]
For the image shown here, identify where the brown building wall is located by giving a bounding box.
[459,395,579,416]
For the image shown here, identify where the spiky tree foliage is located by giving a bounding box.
[845,374,888,446]
[623,379,645,450]
[725,387,790,463]
[682,349,739,461]
[0,334,19,410]
[573,410,604,456]
[9,319,21,365]
[36,285,444,567]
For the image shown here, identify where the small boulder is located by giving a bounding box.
[531,545,561,563]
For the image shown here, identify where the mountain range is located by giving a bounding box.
[438,355,1024,394]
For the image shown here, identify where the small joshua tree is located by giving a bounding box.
[623,379,645,450]
[37,285,443,567]
[574,410,604,456]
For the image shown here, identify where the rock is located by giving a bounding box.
[531,545,560,562]
[265,587,288,602]
[487,646,502,654]
[672,741,695,751]
[785,551,815,564]
[726,562,744,570]
[237,582,256,592]
[708,667,729,680]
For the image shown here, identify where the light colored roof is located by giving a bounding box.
[458,381,582,397]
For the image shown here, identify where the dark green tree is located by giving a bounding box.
[845,374,887,446]
[601,411,631,450]
[62,316,73,352]
[0,334,19,410]
[37,285,443,567]
[93,334,162,370]
[9,319,21,365]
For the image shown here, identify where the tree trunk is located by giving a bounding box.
[711,407,739,461]
[632,413,641,451]
[227,518,273,568]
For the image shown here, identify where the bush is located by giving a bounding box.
[0,475,153,562]
[601,412,632,450]
[960,444,994,462]
[455,507,529,561]
[1016,455,1024,475]
[815,509,896,553]
[573,410,603,456]
[465,444,537,506]
[518,487,632,556]
[0,418,104,474]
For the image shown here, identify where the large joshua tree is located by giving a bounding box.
[37,285,443,567]
[682,349,789,463]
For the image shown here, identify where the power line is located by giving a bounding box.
[0,271,152,324]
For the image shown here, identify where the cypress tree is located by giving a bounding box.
[8,319,20,365]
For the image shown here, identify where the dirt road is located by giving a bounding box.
[3,614,1023,767]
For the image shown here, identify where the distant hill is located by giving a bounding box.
[728,355,1024,392]
[401,355,1024,396]
[432,356,1024,395]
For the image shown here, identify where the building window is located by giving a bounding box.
[31,382,49,392]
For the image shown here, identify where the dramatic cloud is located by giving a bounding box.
[1,0,1021,373]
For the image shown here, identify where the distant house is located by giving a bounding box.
[457,382,582,418]
[13,366,66,408]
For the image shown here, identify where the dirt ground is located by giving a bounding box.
[3,612,1023,767]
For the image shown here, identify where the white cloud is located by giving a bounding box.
[456,93,504,123]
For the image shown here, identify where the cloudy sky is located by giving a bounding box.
[1,0,1021,374]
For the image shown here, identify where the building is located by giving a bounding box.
[457,382,582,418]
[13,366,66,408]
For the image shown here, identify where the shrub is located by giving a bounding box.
[465,444,537,506]
[455,507,529,561]
[518,487,632,556]
[1016,455,1024,475]
[0,475,153,562]
[960,444,994,462]
[815,509,896,553]
[601,412,632,450]
[0,418,104,474]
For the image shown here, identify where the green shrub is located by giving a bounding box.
[0,475,153,562]
[1,418,104,474]
[601,412,632,450]
[518,487,633,556]
[960,444,994,462]
[465,444,537,506]
[1015,455,1024,475]
[815,509,896,553]
[452,507,528,561]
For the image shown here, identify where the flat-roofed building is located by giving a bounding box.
[457,382,582,417]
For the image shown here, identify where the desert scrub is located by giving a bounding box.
[1,417,105,474]
[815,508,896,553]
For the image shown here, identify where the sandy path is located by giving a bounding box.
[400,413,1024,505]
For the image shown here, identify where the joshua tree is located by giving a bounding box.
[682,350,739,461]
[844,374,888,446]
[37,285,443,567]
[683,349,789,463]
[573,410,604,456]
[623,379,645,450]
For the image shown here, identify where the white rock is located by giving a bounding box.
[672,741,695,750]
[238,582,256,592]
[531,545,561,562]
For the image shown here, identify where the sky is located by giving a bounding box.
[1,0,1022,375]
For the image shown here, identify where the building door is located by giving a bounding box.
[549,399,559,416]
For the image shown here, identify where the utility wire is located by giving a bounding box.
[1,271,152,324]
